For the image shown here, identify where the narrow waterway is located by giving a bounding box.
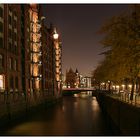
[0,92,113,136]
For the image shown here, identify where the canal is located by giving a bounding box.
[0,92,114,136]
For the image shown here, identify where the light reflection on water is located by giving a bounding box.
[91,97,100,111]
[74,94,79,97]
[2,91,113,136]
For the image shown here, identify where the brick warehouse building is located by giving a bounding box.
[41,23,56,97]
[0,4,22,93]
[0,4,62,116]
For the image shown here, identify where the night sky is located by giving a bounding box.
[42,4,128,76]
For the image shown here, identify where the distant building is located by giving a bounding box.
[61,74,66,88]
[75,68,80,88]
[64,68,92,88]
[83,76,92,88]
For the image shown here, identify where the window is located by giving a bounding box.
[8,29,12,38]
[9,57,12,69]
[8,42,12,51]
[0,37,3,48]
[13,19,17,28]
[13,12,17,19]
[14,45,17,54]
[0,22,3,33]
[0,7,3,18]
[8,15,12,25]
[28,79,30,89]
[14,59,18,71]
[0,54,4,68]
[15,77,18,89]
[0,75,5,90]
[16,45,18,54]
[14,32,17,41]
[9,7,12,13]
[9,76,14,90]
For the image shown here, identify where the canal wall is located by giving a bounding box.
[96,91,140,135]
[0,92,62,127]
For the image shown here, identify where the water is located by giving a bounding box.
[0,92,113,136]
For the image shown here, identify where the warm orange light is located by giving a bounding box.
[53,33,59,40]
[30,4,41,90]
[53,28,59,39]
[0,75,5,90]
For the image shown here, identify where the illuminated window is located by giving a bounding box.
[0,75,5,90]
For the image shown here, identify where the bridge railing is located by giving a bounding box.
[62,88,95,91]
[104,90,140,107]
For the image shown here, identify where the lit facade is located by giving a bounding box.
[83,77,92,88]
[29,4,42,92]
[75,69,80,88]
[53,28,62,96]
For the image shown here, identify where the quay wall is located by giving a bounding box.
[0,92,62,127]
[96,91,140,135]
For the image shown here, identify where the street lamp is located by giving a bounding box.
[53,28,59,40]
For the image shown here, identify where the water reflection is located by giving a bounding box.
[91,97,100,111]
[62,105,65,112]
[74,94,79,97]
[1,91,113,136]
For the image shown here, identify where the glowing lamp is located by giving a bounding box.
[53,33,59,40]
[53,28,59,40]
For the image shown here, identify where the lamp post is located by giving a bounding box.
[53,28,61,97]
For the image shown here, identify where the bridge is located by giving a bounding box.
[62,88,95,92]
[62,88,97,96]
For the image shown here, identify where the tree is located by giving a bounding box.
[93,5,140,100]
